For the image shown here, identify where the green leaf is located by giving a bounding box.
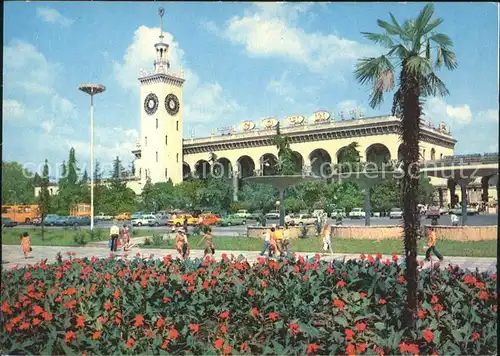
[452,329,464,342]
[333,316,349,327]
[374,322,386,330]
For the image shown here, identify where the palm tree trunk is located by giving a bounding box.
[399,64,421,328]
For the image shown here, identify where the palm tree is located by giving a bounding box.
[273,123,296,175]
[353,4,457,327]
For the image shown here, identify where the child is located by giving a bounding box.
[20,232,31,259]
[321,224,333,256]
[425,227,443,262]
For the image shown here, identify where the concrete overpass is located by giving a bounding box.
[421,153,498,225]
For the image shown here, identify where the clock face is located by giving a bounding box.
[165,94,180,116]
[144,93,158,115]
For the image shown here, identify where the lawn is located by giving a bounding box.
[2,228,496,257]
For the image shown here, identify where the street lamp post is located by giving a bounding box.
[78,83,105,232]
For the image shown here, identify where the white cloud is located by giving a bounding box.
[210,3,378,73]
[3,100,26,120]
[266,72,296,103]
[113,25,242,129]
[424,98,480,125]
[36,7,74,27]
[477,109,498,123]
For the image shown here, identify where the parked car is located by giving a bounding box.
[389,208,403,219]
[55,216,71,226]
[330,209,346,219]
[312,209,325,218]
[234,210,252,219]
[42,215,61,226]
[95,213,113,221]
[265,210,280,219]
[67,217,91,226]
[287,213,316,226]
[348,208,366,219]
[2,217,18,228]
[168,214,198,227]
[132,214,156,227]
[199,213,220,225]
[148,214,170,227]
[249,211,263,220]
[449,207,479,216]
[216,215,246,226]
[115,212,131,220]
[426,206,441,219]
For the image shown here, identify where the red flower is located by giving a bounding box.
[220,324,228,334]
[240,343,249,351]
[76,315,86,328]
[336,280,346,288]
[492,273,497,281]
[479,291,489,300]
[65,330,76,343]
[289,323,300,335]
[169,328,179,340]
[223,345,232,355]
[189,323,199,333]
[306,343,319,354]
[63,288,77,295]
[345,328,355,341]
[333,298,345,310]
[161,339,170,350]
[367,255,375,263]
[357,343,367,353]
[134,314,144,327]
[475,281,485,289]
[423,328,434,343]
[157,317,165,329]
[214,338,225,349]
[219,311,230,320]
[472,332,480,341]
[431,295,439,304]
[359,292,367,299]
[250,307,259,317]
[126,338,135,348]
[464,275,477,284]
[248,289,254,296]
[268,312,279,321]
[433,304,443,313]
[376,252,383,259]
[92,331,101,340]
[345,343,356,356]
[32,318,41,326]
[19,322,30,330]
[355,322,366,332]
[113,289,120,299]
[379,298,387,305]
[398,275,406,283]
[42,312,53,321]
[392,253,399,261]
[261,280,268,288]
[418,309,426,319]
[360,253,366,260]
[32,305,43,315]
[400,343,419,355]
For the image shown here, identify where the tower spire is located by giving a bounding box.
[159,7,165,41]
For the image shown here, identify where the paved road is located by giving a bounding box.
[1,243,496,273]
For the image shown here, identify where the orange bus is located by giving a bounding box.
[1,205,39,224]
[70,204,91,217]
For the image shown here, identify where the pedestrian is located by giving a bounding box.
[121,224,130,251]
[425,227,443,262]
[175,229,185,258]
[450,212,459,226]
[180,230,190,259]
[198,214,204,226]
[260,228,271,256]
[109,221,120,253]
[197,226,215,257]
[275,226,284,256]
[269,226,280,257]
[321,224,333,256]
[282,225,291,255]
[20,232,31,259]
[183,216,188,234]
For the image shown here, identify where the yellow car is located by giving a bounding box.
[168,214,198,227]
[115,212,131,220]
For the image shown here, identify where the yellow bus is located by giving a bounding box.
[70,204,91,217]
[1,205,39,224]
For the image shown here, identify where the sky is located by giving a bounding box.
[3,2,499,178]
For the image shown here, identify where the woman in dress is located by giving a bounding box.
[321,224,333,256]
[20,232,31,259]
[121,224,130,251]
[197,226,215,257]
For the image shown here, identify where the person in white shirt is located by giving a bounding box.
[109,222,120,252]
[321,224,333,256]
[260,229,271,256]
[450,213,459,226]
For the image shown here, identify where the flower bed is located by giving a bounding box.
[1,253,497,355]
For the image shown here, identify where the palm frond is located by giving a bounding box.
[421,72,450,97]
[440,47,458,70]
[435,47,443,69]
[429,33,453,47]
[389,13,404,34]
[377,19,403,36]
[414,4,435,36]
[361,32,394,48]
[354,55,394,86]
[423,18,444,35]
[405,55,432,78]
[425,39,431,59]
[391,88,403,117]
[368,89,385,109]
[388,44,410,59]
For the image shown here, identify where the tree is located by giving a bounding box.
[354,4,457,327]
[273,123,297,175]
[1,161,37,205]
[38,160,51,241]
[371,180,402,213]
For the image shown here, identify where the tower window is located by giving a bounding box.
[176,153,179,163]
[165,135,168,145]
[145,136,147,147]
[156,151,158,162]
[165,168,168,178]
[156,118,158,129]
[176,121,179,131]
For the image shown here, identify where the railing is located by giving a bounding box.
[423,153,499,167]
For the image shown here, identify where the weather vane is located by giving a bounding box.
[158,8,165,40]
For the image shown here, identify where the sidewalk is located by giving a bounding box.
[1,243,496,273]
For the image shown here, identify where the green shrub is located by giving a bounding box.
[72,230,86,245]
[152,233,163,246]
[143,237,152,245]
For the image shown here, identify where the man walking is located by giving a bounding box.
[425,227,443,262]
[260,228,271,256]
[109,221,120,254]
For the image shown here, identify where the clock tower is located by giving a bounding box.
[138,8,185,185]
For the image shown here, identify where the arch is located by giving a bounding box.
[366,143,391,166]
[397,144,404,162]
[194,159,211,179]
[337,143,361,164]
[292,151,303,173]
[182,162,191,180]
[430,148,436,160]
[260,153,278,176]
[237,156,255,179]
[213,157,233,178]
[309,149,332,178]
